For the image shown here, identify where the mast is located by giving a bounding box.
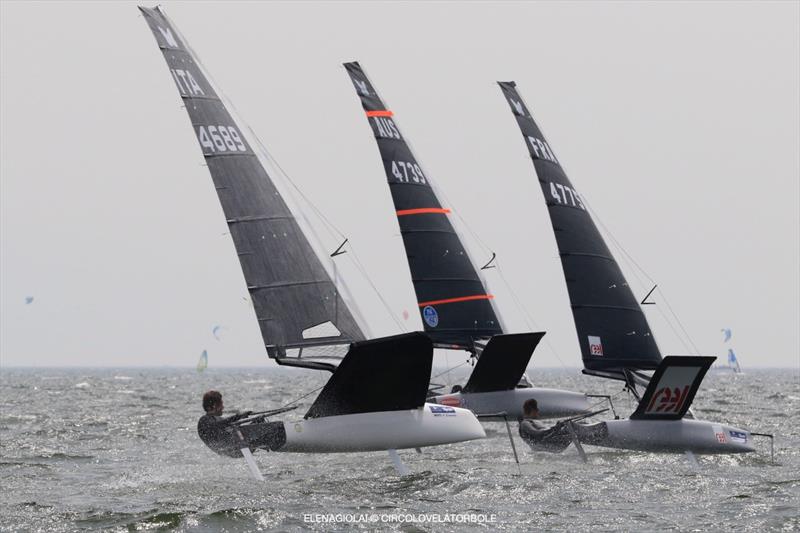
[497,81,662,376]
[343,62,502,350]
[140,7,365,371]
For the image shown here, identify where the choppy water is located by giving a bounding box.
[1,366,798,532]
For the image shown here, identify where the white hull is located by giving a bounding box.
[432,388,591,420]
[278,404,485,453]
[599,419,754,454]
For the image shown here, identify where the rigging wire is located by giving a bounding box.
[278,384,326,410]
[581,194,701,356]
[492,260,571,370]
[252,134,407,334]
[431,358,471,381]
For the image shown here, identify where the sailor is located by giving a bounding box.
[518,398,572,452]
[197,390,253,457]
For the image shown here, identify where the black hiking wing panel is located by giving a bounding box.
[463,332,545,393]
[140,7,365,367]
[344,61,502,349]
[497,81,662,372]
[630,356,715,420]
[305,332,434,419]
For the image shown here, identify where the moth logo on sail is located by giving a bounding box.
[588,335,603,356]
[354,79,370,96]
[372,117,401,140]
[511,99,526,117]
[170,68,204,97]
[527,135,558,164]
[157,26,179,48]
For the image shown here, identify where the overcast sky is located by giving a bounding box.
[1,1,798,368]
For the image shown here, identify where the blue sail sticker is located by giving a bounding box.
[422,306,439,327]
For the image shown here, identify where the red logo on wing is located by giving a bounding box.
[646,386,690,414]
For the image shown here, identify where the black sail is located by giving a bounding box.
[344,62,502,349]
[140,7,364,370]
[497,81,662,373]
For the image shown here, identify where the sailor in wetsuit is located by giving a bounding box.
[518,398,572,453]
[197,390,286,457]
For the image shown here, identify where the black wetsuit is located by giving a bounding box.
[197,413,287,458]
[519,418,608,453]
[197,413,250,458]
[519,418,572,453]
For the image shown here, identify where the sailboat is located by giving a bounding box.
[497,81,754,454]
[342,62,591,421]
[139,6,484,462]
[197,349,208,372]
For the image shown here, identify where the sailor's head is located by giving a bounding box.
[202,390,223,415]
[523,398,539,419]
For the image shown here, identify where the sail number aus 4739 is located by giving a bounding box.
[391,161,426,184]
[196,125,247,153]
[549,182,585,210]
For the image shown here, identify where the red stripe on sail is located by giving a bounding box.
[418,294,494,307]
[396,208,451,216]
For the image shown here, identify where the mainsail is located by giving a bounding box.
[197,349,208,372]
[498,81,662,375]
[140,7,365,371]
[344,62,503,350]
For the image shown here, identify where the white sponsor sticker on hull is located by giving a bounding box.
[713,424,727,444]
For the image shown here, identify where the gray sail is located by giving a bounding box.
[140,7,364,371]
[498,81,662,375]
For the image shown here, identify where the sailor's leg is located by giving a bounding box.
[240,422,287,451]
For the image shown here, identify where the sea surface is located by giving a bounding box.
[1,366,798,532]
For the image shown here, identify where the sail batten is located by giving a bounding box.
[344,62,502,348]
[498,81,662,372]
[140,7,365,368]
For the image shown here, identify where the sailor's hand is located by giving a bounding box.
[241,410,254,417]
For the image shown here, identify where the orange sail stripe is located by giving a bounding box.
[366,110,394,117]
[396,208,451,216]
[418,294,494,307]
